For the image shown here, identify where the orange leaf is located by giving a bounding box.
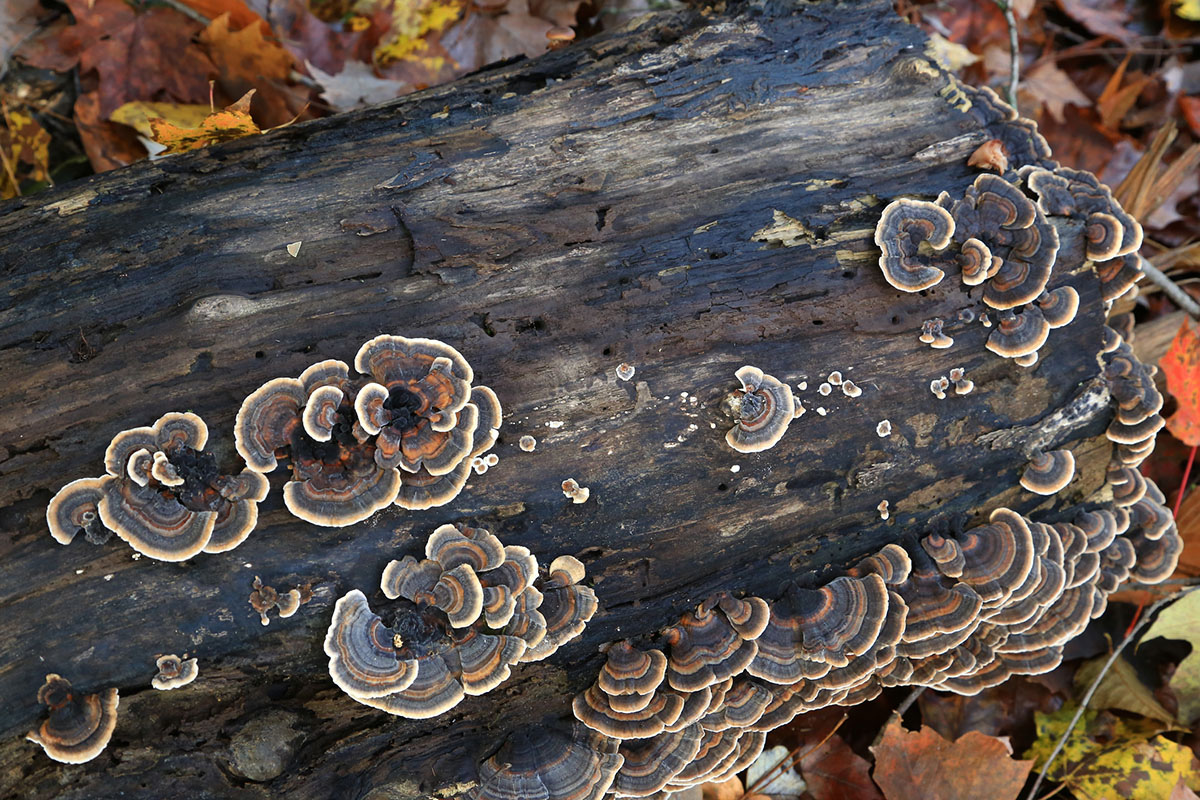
[148,91,262,155]
[1180,96,1200,139]
[1161,318,1200,447]
[802,733,883,800]
[870,719,1033,800]
[199,12,303,128]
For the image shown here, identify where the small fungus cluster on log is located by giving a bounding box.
[326,523,596,718]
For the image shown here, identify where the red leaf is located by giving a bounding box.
[870,719,1033,800]
[800,733,884,800]
[1161,319,1200,447]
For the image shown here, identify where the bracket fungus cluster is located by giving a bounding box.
[720,366,797,453]
[236,336,501,526]
[874,160,1132,364]
[325,523,596,719]
[46,412,269,560]
[26,674,119,764]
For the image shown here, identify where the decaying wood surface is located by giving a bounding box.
[0,1,1116,797]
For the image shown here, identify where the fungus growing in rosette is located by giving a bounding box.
[47,412,270,560]
[152,655,199,690]
[720,365,796,453]
[1022,165,1143,259]
[328,526,591,719]
[26,674,118,764]
[874,198,956,291]
[470,722,624,800]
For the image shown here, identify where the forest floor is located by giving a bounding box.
[4,0,1200,798]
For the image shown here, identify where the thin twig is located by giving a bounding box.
[1023,589,1196,800]
[895,685,925,717]
[157,0,211,25]
[1138,257,1200,320]
[1124,577,1200,591]
[993,1,1019,106]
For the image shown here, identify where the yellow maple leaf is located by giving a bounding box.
[148,91,262,155]
[1026,706,1200,800]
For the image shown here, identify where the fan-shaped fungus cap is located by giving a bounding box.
[547,555,587,588]
[851,543,912,585]
[955,508,1036,605]
[26,674,119,764]
[152,655,199,690]
[203,469,270,554]
[324,590,418,699]
[716,594,771,640]
[612,723,703,797]
[1084,213,1125,261]
[381,555,443,601]
[1021,450,1076,495]
[472,723,623,800]
[572,683,685,739]
[981,227,1060,312]
[666,728,745,788]
[874,198,955,291]
[429,564,486,628]
[505,585,548,651]
[959,238,999,286]
[99,477,216,561]
[358,652,466,718]
[46,477,111,545]
[986,308,1050,358]
[523,578,597,662]
[395,456,472,510]
[469,386,503,458]
[454,628,527,695]
[104,412,209,479]
[663,604,757,692]
[700,678,773,731]
[1037,286,1080,329]
[597,641,668,698]
[921,532,965,577]
[426,523,507,572]
[302,385,345,443]
[1096,254,1142,302]
[283,463,401,527]
[235,378,307,473]
[722,366,796,453]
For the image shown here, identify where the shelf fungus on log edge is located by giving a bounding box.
[325,523,597,718]
[26,675,119,764]
[45,412,269,561]
[464,88,1179,800]
[236,335,502,525]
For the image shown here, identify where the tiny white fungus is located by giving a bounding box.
[730,465,741,473]
[616,363,636,381]
[827,371,843,385]
[519,435,537,452]
[878,499,890,520]
[285,241,302,257]
[818,383,832,396]
[876,420,891,437]
[841,380,861,398]
[817,407,828,416]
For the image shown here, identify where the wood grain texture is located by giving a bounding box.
[0,2,1115,797]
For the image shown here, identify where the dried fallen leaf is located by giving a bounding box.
[1074,655,1176,723]
[60,0,216,118]
[1173,488,1200,577]
[1056,0,1139,44]
[699,774,742,800]
[968,139,1008,172]
[1174,0,1200,22]
[0,0,41,68]
[148,90,262,155]
[1025,706,1199,799]
[306,59,412,112]
[1021,61,1092,124]
[800,733,883,800]
[1143,590,1200,724]
[199,12,304,127]
[74,90,146,172]
[870,719,1032,800]
[1160,319,1200,447]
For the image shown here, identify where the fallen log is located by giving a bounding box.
[0,0,1175,797]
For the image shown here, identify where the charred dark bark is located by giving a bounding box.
[0,2,1119,797]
